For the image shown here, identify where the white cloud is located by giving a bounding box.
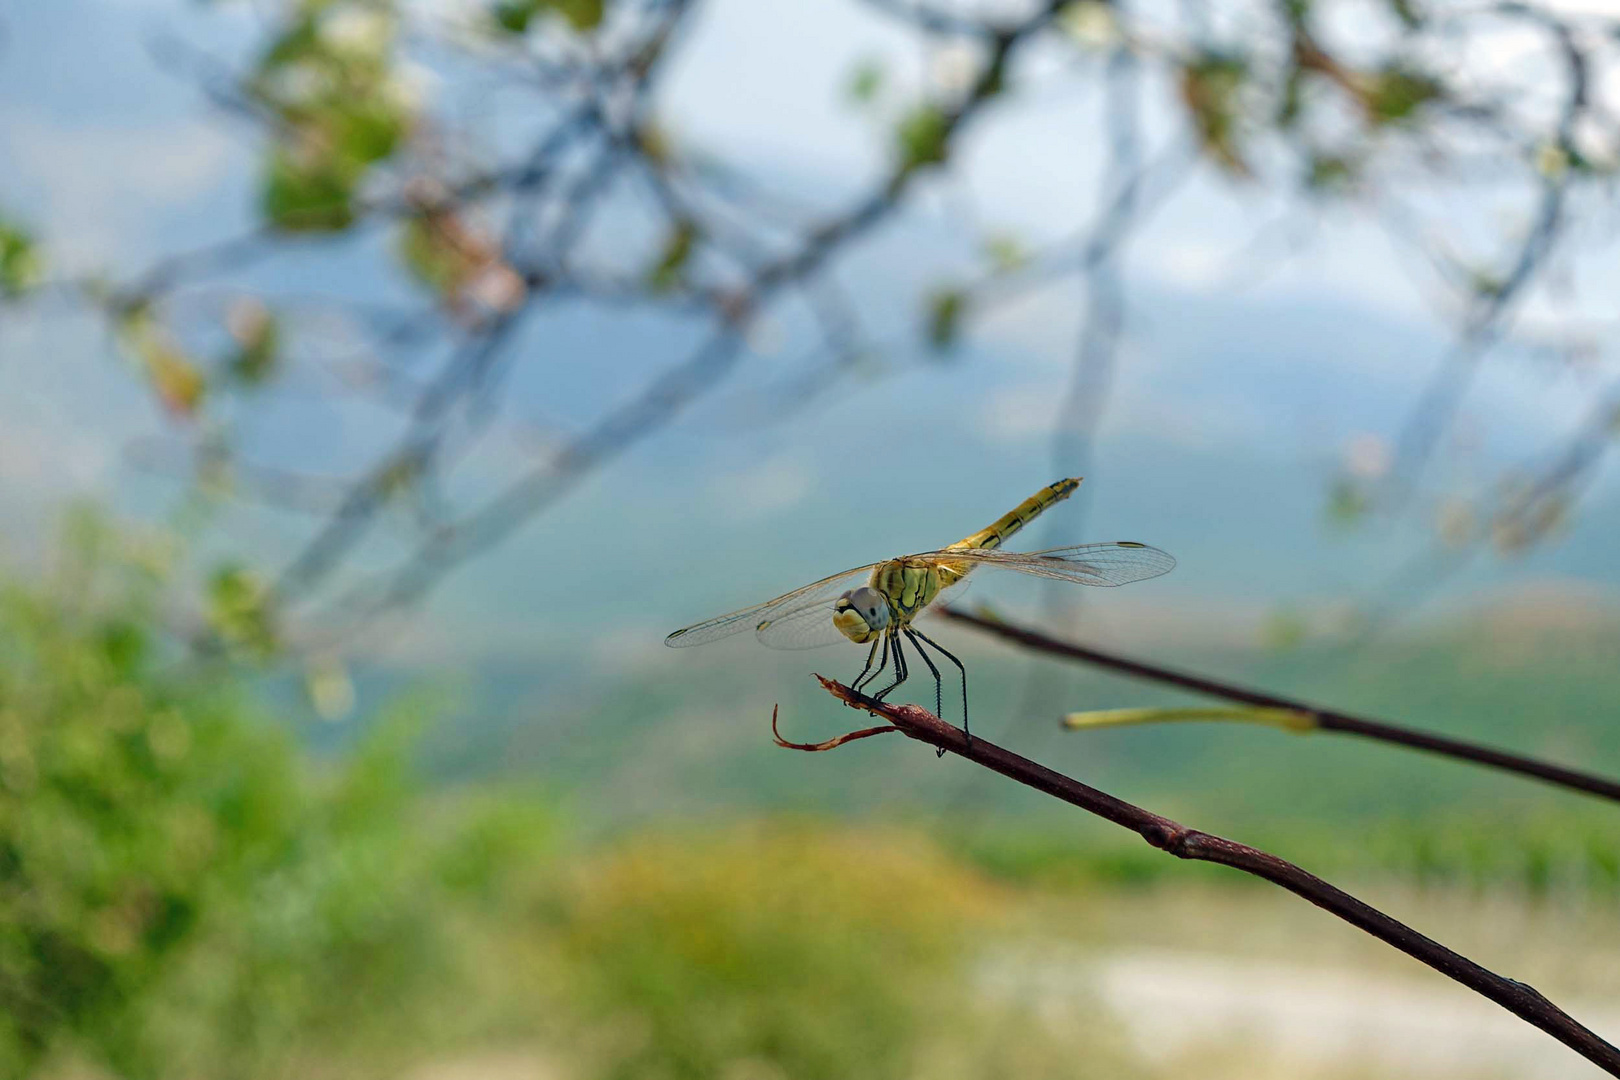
[0,414,114,496]
[975,374,1270,452]
[975,383,1059,445]
[710,454,818,522]
[1152,242,1230,293]
[0,111,235,266]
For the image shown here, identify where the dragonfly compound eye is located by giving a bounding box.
[832,587,889,643]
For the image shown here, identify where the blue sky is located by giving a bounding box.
[2,0,1618,674]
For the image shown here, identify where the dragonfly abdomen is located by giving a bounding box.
[936,477,1082,585]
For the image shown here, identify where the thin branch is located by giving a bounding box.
[1354,383,1620,642]
[936,605,1620,805]
[266,1,1065,627]
[317,327,748,625]
[803,675,1620,1077]
[1381,6,1590,502]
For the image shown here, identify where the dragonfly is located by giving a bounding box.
[665,477,1175,742]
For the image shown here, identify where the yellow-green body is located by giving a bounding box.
[832,478,1081,644]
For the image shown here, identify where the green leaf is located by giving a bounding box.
[1261,609,1309,652]
[981,233,1027,272]
[1367,65,1442,124]
[263,147,358,232]
[925,288,965,352]
[337,98,408,165]
[148,346,207,418]
[1306,153,1355,192]
[0,217,42,298]
[491,0,539,32]
[1278,66,1305,129]
[98,618,149,677]
[492,0,602,33]
[647,220,698,292]
[251,5,411,235]
[1057,1,1117,49]
[1468,269,1505,301]
[1326,476,1368,526]
[305,654,356,721]
[847,57,885,105]
[554,0,604,31]
[206,564,279,658]
[118,309,207,418]
[261,14,322,69]
[226,301,279,385]
[1179,53,1250,177]
[896,105,951,171]
[375,455,422,500]
[399,216,463,295]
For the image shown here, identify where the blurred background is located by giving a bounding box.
[3,0,1620,1076]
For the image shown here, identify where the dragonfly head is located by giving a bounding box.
[833,587,890,644]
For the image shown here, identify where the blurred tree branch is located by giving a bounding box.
[4,0,1620,657]
[1356,382,1620,640]
[800,673,1620,1076]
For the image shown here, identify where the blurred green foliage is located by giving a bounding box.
[204,564,279,659]
[896,105,951,171]
[1179,53,1251,177]
[647,220,699,293]
[1366,65,1443,124]
[224,301,280,387]
[3,512,1620,1080]
[0,517,495,1075]
[555,824,996,1080]
[490,0,605,34]
[251,2,411,232]
[0,512,1143,1080]
[925,287,965,352]
[846,57,886,105]
[114,306,207,420]
[0,216,43,299]
[0,513,496,1079]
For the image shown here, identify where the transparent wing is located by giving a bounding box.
[664,565,876,650]
[753,592,867,651]
[913,541,1175,587]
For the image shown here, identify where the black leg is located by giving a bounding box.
[911,627,969,747]
[850,636,883,693]
[872,630,910,701]
[904,629,948,758]
[903,629,943,718]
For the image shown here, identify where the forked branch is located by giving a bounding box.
[794,676,1620,1075]
[937,605,1620,806]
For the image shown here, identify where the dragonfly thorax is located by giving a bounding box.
[831,558,945,644]
[832,586,891,644]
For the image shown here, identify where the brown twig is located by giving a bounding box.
[770,704,898,751]
[805,675,1620,1075]
[937,605,1620,806]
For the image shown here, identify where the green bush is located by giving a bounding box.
[0,514,552,1079]
[552,822,1000,1080]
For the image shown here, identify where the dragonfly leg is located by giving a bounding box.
[910,627,969,748]
[871,631,909,701]
[904,629,948,759]
[903,629,943,717]
[851,635,886,694]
